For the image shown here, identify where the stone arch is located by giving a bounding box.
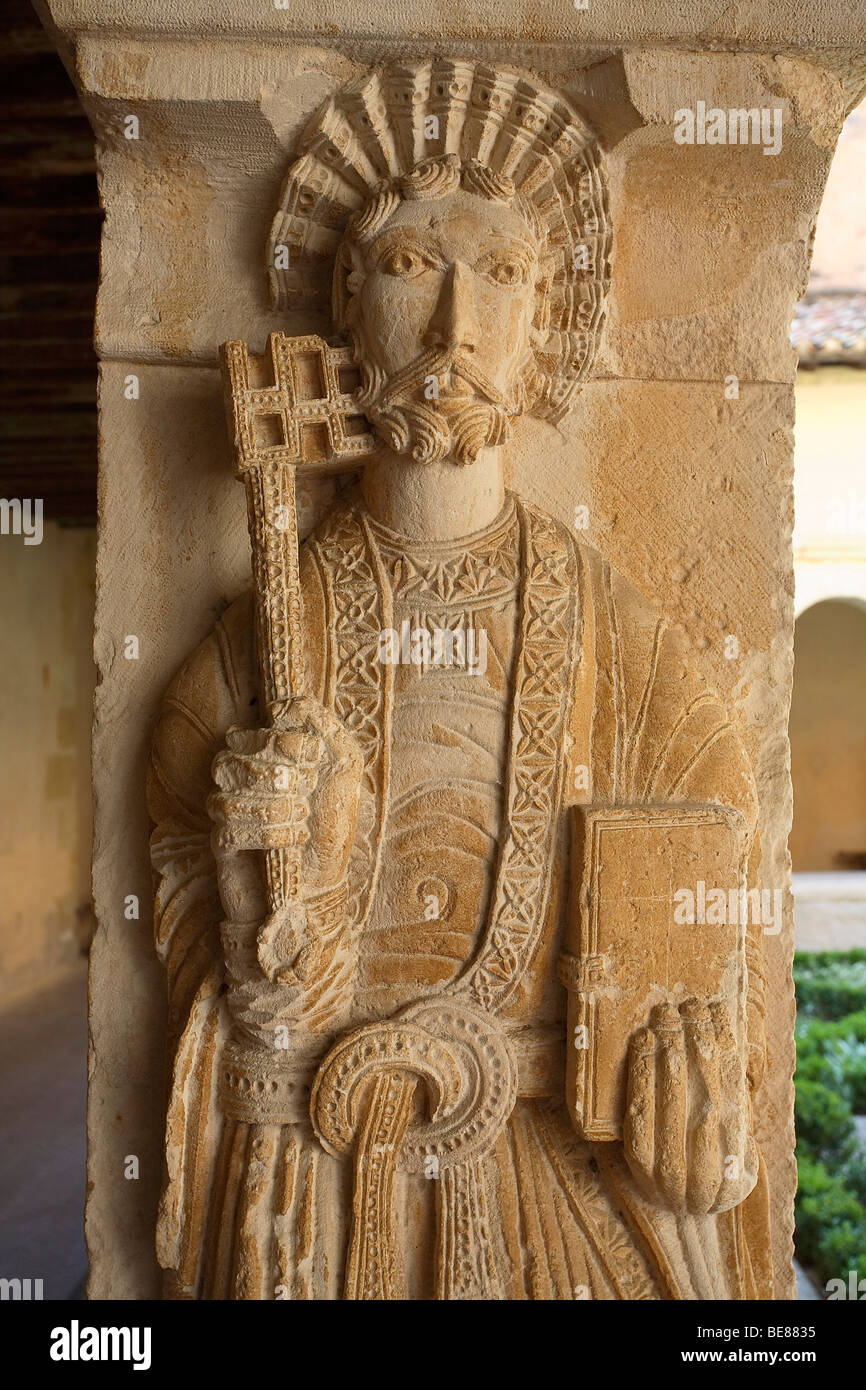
[794,562,866,618]
[790,596,866,872]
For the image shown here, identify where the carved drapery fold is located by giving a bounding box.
[149,493,770,1299]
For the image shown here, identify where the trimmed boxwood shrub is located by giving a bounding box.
[845,1155,866,1208]
[794,951,866,1020]
[797,1013,866,1110]
[795,1156,862,1264]
[794,950,866,1293]
[795,1079,857,1165]
[796,1006,866,1039]
[815,1222,866,1287]
[795,949,866,970]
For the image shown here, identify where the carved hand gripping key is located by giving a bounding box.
[215,333,375,994]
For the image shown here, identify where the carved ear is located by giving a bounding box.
[333,239,367,330]
[532,253,556,340]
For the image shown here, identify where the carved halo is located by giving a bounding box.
[267,59,612,423]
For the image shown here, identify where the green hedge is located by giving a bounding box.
[796,1010,866,1111]
[794,950,866,1294]
[795,949,866,970]
[794,949,866,1020]
[794,1079,857,1165]
[795,1156,866,1284]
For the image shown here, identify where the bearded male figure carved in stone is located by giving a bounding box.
[148,61,772,1300]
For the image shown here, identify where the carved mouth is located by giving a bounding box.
[437,370,476,400]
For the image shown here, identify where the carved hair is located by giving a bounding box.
[268,59,612,422]
[343,155,546,247]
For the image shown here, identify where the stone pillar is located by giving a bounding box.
[35,0,866,1298]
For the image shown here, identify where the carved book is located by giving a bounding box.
[563,805,749,1141]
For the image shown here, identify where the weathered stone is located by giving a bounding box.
[34,0,866,1300]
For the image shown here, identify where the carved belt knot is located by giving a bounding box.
[310,1000,518,1300]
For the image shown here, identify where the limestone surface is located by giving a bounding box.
[32,0,866,1300]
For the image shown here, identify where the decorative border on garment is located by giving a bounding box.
[308,505,394,939]
[369,496,520,610]
[437,1159,501,1299]
[533,1105,662,1300]
[454,501,582,1013]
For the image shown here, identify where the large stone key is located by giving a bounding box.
[220,332,375,963]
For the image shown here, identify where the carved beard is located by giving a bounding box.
[358,346,520,467]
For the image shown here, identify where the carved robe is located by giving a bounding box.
[149,491,772,1300]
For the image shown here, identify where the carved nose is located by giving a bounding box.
[423,262,481,354]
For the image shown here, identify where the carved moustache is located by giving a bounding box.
[376,345,511,414]
[364,346,515,466]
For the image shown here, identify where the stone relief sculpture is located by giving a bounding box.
[148,59,772,1300]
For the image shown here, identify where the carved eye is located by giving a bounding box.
[379,247,431,279]
[481,256,529,287]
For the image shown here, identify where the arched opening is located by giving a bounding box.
[789,597,866,1303]
[790,597,866,872]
